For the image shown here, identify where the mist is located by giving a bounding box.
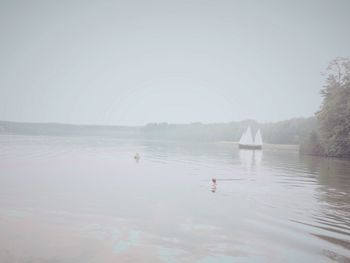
[2,2,350,262]
[1,0,350,125]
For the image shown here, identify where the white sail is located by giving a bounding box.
[239,126,254,145]
[254,128,263,146]
[239,130,247,144]
[246,126,254,145]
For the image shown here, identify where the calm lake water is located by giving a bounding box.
[0,135,350,263]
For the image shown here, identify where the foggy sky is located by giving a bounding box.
[1,0,350,125]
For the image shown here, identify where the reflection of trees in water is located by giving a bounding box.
[301,155,350,219]
[300,155,350,205]
[239,149,263,169]
[300,155,350,261]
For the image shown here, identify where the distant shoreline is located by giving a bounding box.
[0,119,314,147]
[0,133,300,151]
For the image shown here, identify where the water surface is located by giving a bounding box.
[0,135,349,262]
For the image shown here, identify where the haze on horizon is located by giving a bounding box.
[1,0,350,126]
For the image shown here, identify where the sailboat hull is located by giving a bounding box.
[238,144,262,150]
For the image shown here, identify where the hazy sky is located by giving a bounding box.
[1,0,349,125]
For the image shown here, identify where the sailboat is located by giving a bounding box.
[238,126,263,150]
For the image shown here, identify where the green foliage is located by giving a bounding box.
[262,117,316,144]
[317,58,350,157]
[302,57,350,157]
[300,130,325,156]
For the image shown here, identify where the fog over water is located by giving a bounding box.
[1,0,350,125]
[0,136,350,262]
[1,2,350,262]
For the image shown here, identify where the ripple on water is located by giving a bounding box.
[1,136,350,262]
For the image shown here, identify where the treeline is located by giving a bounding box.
[0,118,316,145]
[300,57,350,158]
[141,118,316,144]
[0,121,139,138]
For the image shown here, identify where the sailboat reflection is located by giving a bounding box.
[239,149,263,169]
[254,150,262,167]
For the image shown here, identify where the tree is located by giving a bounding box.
[300,130,325,156]
[316,57,350,157]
